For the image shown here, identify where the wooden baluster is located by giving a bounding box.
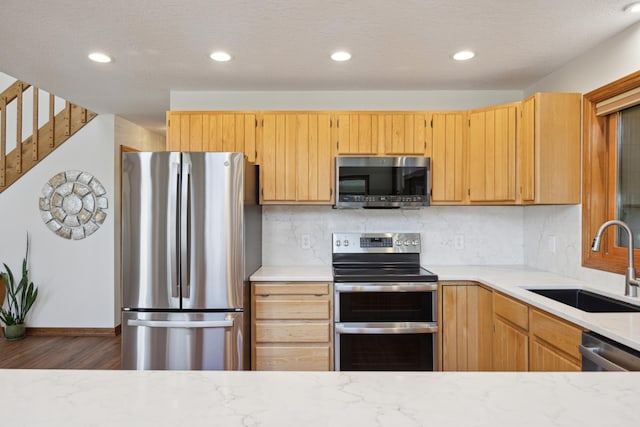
[64,101,71,136]
[1,96,6,188]
[49,94,54,148]
[32,87,39,161]
[16,82,22,174]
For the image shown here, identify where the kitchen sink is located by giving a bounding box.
[525,288,640,313]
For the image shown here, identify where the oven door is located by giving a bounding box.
[334,283,438,371]
[335,321,437,371]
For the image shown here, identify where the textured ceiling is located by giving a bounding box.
[0,0,638,133]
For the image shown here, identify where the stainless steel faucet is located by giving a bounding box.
[592,220,640,297]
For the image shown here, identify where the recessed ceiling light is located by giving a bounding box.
[452,50,475,61]
[624,2,640,12]
[88,52,112,63]
[331,51,351,62]
[210,51,232,62]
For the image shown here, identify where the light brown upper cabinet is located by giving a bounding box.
[260,112,333,204]
[335,112,429,155]
[468,103,517,203]
[431,112,465,204]
[166,111,257,162]
[517,93,581,204]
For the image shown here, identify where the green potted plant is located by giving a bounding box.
[0,235,38,341]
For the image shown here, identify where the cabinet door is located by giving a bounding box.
[529,308,582,371]
[261,113,333,203]
[519,96,536,202]
[468,104,517,202]
[166,112,257,161]
[336,113,379,154]
[441,284,493,371]
[530,340,581,371]
[261,113,297,202]
[517,93,581,204]
[381,113,428,155]
[202,113,257,162]
[493,317,528,371]
[166,112,206,152]
[295,113,333,202]
[431,112,465,203]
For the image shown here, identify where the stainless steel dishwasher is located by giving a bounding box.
[579,332,640,371]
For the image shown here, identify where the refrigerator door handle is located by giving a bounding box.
[180,156,192,299]
[127,319,234,329]
[169,160,180,299]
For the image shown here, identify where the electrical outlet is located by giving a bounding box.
[301,234,311,249]
[454,235,464,250]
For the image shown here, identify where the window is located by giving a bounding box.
[583,70,640,274]
[617,105,640,249]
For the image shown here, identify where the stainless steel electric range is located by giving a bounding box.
[332,232,438,371]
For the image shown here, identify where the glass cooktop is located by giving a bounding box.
[333,266,438,283]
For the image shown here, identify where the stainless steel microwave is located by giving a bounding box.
[335,156,431,208]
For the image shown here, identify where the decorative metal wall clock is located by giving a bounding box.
[38,170,108,240]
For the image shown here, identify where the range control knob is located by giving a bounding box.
[336,240,341,247]
[343,240,349,247]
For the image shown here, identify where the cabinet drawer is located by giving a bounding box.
[255,321,331,343]
[530,308,582,360]
[255,299,330,320]
[253,283,330,296]
[494,292,528,330]
[254,345,331,371]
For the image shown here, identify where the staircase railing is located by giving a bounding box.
[0,80,97,193]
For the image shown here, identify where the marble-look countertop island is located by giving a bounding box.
[2,369,639,426]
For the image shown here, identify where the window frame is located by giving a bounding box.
[582,70,640,274]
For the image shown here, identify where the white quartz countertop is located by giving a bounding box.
[3,369,639,426]
[251,265,640,352]
[251,265,333,281]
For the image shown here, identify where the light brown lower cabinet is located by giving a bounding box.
[492,292,529,371]
[529,308,582,371]
[441,283,493,371]
[442,284,584,372]
[251,282,333,371]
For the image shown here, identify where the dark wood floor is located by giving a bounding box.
[0,335,121,369]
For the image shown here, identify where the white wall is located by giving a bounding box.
[523,20,640,295]
[525,21,640,95]
[170,90,523,111]
[0,115,117,328]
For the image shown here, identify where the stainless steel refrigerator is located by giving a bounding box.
[121,152,261,370]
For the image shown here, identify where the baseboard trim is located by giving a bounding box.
[26,326,121,337]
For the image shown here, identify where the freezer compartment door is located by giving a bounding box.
[182,152,245,310]
[122,151,181,310]
[121,311,243,370]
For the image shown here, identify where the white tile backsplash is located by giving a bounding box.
[524,204,628,294]
[262,205,524,266]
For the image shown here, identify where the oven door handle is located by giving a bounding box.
[335,283,438,292]
[335,322,438,334]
